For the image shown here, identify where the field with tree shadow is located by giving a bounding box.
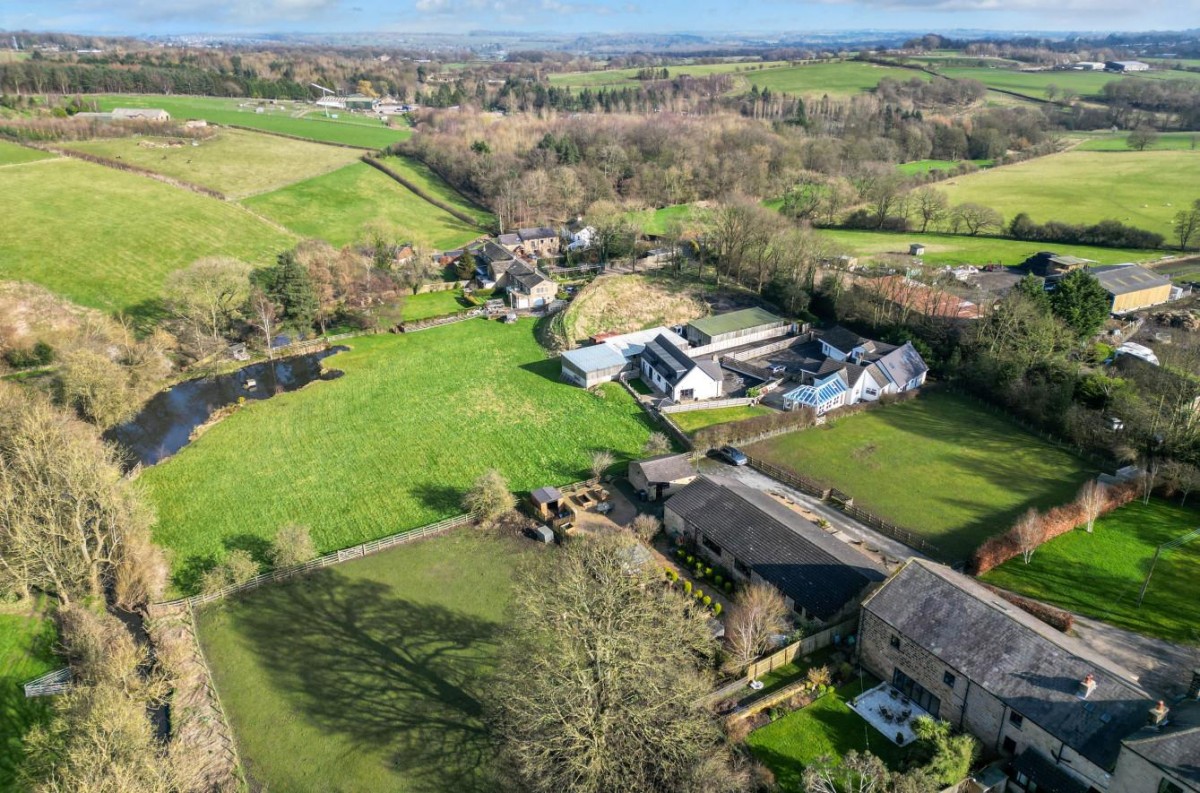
[747,391,1094,562]
[196,530,528,792]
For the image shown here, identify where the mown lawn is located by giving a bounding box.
[62,128,362,199]
[401,290,468,320]
[938,149,1200,239]
[983,499,1200,643]
[139,320,658,594]
[0,157,294,313]
[0,605,58,791]
[669,405,774,434]
[93,94,410,149]
[745,62,930,97]
[819,228,1159,267]
[197,530,525,792]
[747,392,1095,562]
[747,676,910,792]
[242,161,484,250]
[0,140,53,166]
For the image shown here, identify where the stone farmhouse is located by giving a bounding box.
[859,559,1200,793]
[497,227,562,259]
[665,475,885,624]
[502,262,557,310]
[780,326,929,415]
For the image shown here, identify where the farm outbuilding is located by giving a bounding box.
[1091,264,1172,313]
[628,453,697,501]
[685,307,788,349]
[559,327,690,389]
[111,108,171,121]
[1106,60,1150,72]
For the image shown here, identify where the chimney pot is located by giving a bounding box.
[1078,674,1098,699]
[1149,700,1169,726]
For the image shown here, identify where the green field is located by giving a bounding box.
[938,67,1200,102]
[243,160,483,250]
[0,157,294,313]
[747,392,1094,562]
[896,158,991,175]
[745,62,931,97]
[0,606,58,790]
[401,289,468,320]
[624,203,705,235]
[547,60,790,89]
[197,530,522,792]
[937,149,1200,238]
[0,140,53,166]
[93,95,410,149]
[62,128,362,199]
[375,155,495,227]
[669,405,774,434]
[984,499,1200,643]
[820,229,1159,267]
[1075,132,1200,152]
[139,320,657,594]
[747,676,908,791]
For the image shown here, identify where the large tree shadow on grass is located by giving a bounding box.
[227,569,502,793]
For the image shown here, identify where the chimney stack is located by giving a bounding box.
[1148,700,1169,727]
[1078,674,1097,699]
[1189,669,1200,700]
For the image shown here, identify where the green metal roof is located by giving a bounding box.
[688,307,784,337]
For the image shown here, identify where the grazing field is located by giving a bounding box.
[1075,132,1200,152]
[0,157,294,313]
[983,499,1200,643]
[669,405,774,434]
[896,158,991,175]
[0,606,58,791]
[376,155,495,227]
[0,140,53,166]
[62,128,362,199]
[556,273,708,344]
[937,149,1200,238]
[139,321,657,594]
[548,60,790,88]
[744,61,931,97]
[197,530,524,792]
[747,392,1095,562]
[242,161,483,249]
[93,94,410,149]
[624,203,705,235]
[938,67,1200,102]
[819,229,1158,267]
[747,676,908,791]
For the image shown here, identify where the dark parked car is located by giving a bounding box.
[713,445,748,466]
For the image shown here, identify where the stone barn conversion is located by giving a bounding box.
[665,475,885,624]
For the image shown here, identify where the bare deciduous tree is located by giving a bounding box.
[271,524,317,568]
[590,449,616,480]
[1077,480,1106,533]
[726,582,790,669]
[462,468,515,526]
[247,287,279,360]
[643,431,672,456]
[1012,508,1044,564]
[162,257,252,346]
[630,514,661,543]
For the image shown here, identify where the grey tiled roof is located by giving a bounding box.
[1013,749,1091,793]
[871,342,928,387]
[643,334,697,385]
[518,226,558,241]
[666,476,884,620]
[1091,264,1171,297]
[864,560,1153,769]
[819,325,866,354]
[1123,699,1200,785]
[507,262,551,292]
[630,453,695,485]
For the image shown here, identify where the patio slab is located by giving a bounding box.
[848,682,931,747]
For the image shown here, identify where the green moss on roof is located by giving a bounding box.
[688,307,784,337]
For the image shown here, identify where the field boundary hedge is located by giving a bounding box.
[362,155,489,230]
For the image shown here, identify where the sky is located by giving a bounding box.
[0,0,1195,38]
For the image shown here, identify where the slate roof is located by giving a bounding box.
[688,307,785,338]
[1013,749,1091,793]
[497,233,521,247]
[507,262,552,293]
[820,325,867,355]
[530,486,562,505]
[1122,699,1200,786]
[864,560,1153,769]
[666,476,884,619]
[815,359,871,388]
[630,453,695,485]
[1091,265,1172,297]
[872,342,928,387]
[643,334,699,385]
[518,226,559,241]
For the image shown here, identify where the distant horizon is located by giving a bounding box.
[1,0,1196,41]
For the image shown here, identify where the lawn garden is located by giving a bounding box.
[0,156,294,313]
[747,676,910,791]
[0,604,58,791]
[669,405,775,434]
[983,498,1200,643]
[747,391,1095,562]
[242,161,484,249]
[197,529,524,792]
[139,320,659,595]
[62,128,362,199]
[400,289,470,320]
[937,149,1200,239]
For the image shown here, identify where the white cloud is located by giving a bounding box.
[60,0,345,25]
[812,0,1162,13]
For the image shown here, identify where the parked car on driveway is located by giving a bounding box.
[766,362,787,376]
[712,446,748,466]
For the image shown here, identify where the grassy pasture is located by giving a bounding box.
[93,94,409,149]
[0,140,54,166]
[376,155,495,228]
[744,62,931,97]
[896,158,991,175]
[0,157,294,313]
[669,405,774,434]
[197,530,524,792]
[242,161,483,250]
[61,128,362,199]
[1075,132,1200,152]
[139,321,658,595]
[624,203,704,235]
[819,229,1158,267]
[937,149,1200,238]
[747,391,1095,562]
[983,499,1200,643]
[938,67,1199,102]
[0,605,58,791]
[547,60,790,89]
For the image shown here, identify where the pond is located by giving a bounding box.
[107,347,346,469]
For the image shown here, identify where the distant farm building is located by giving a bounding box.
[559,327,689,389]
[111,108,171,121]
[1090,264,1173,313]
[685,307,788,349]
[1023,251,1096,277]
[1106,60,1150,72]
[1073,61,1106,70]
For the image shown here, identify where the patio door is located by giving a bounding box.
[892,668,941,718]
